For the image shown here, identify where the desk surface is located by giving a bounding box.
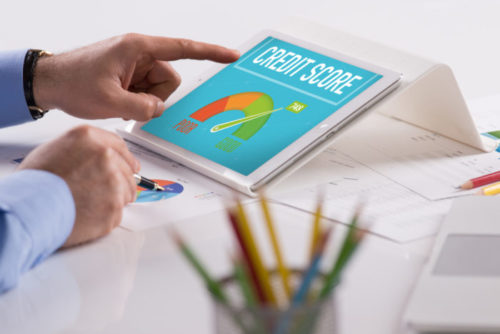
[1,1,498,333]
[0,202,432,334]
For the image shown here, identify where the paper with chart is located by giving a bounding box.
[270,147,452,242]
[468,94,500,145]
[121,141,236,231]
[331,113,500,201]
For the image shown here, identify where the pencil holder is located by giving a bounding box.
[213,270,337,334]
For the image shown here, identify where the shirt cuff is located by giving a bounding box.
[0,49,32,127]
[0,170,75,266]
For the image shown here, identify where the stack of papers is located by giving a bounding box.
[269,95,500,242]
[269,147,452,242]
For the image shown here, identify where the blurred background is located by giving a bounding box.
[2,0,498,100]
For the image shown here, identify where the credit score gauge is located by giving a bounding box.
[191,92,275,140]
[135,179,184,203]
[170,91,305,155]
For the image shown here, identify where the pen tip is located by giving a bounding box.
[157,185,165,191]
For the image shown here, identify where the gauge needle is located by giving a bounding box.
[210,108,283,133]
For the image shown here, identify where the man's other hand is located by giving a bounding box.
[18,125,139,247]
[32,33,240,121]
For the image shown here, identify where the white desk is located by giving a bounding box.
[0,202,433,334]
[1,1,498,332]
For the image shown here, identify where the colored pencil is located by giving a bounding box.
[460,170,500,189]
[308,193,324,260]
[260,194,292,300]
[293,227,332,305]
[274,228,332,334]
[319,210,364,299]
[478,181,500,196]
[170,230,228,303]
[172,193,368,334]
[235,199,277,306]
[173,231,251,333]
[231,253,257,308]
[227,209,267,303]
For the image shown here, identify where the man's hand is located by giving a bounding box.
[18,125,139,247]
[33,33,240,121]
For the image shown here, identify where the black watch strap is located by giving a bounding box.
[23,49,52,120]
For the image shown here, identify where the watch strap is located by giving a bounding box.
[23,49,52,120]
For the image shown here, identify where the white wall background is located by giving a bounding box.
[2,0,499,99]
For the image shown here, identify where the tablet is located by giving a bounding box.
[121,30,401,195]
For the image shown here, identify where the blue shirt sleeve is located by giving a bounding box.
[0,169,75,293]
[0,49,33,128]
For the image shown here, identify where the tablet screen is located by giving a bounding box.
[142,36,383,175]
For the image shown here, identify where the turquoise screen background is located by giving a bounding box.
[141,37,382,175]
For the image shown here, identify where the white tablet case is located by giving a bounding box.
[276,18,497,153]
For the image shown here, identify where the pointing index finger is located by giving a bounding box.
[146,37,240,63]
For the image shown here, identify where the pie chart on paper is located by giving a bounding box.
[135,179,184,203]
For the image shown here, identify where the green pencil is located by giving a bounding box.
[319,210,365,299]
[232,253,257,308]
[232,254,270,334]
[171,230,228,303]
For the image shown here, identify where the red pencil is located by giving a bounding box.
[460,170,500,189]
[226,209,267,304]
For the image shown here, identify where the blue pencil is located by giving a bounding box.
[292,226,332,305]
[273,227,332,334]
[291,252,323,305]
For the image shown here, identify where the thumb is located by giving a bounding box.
[116,90,165,121]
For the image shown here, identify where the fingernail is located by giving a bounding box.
[134,159,141,172]
[154,101,166,118]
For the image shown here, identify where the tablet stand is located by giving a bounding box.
[276,18,497,152]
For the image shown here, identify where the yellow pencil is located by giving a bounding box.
[260,194,292,301]
[309,195,324,260]
[235,198,277,306]
[479,181,500,196]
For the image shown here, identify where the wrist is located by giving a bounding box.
[33,54,59,111]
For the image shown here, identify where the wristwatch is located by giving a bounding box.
[23,49,53,120]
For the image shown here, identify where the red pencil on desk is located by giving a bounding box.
[460,170,500,190]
